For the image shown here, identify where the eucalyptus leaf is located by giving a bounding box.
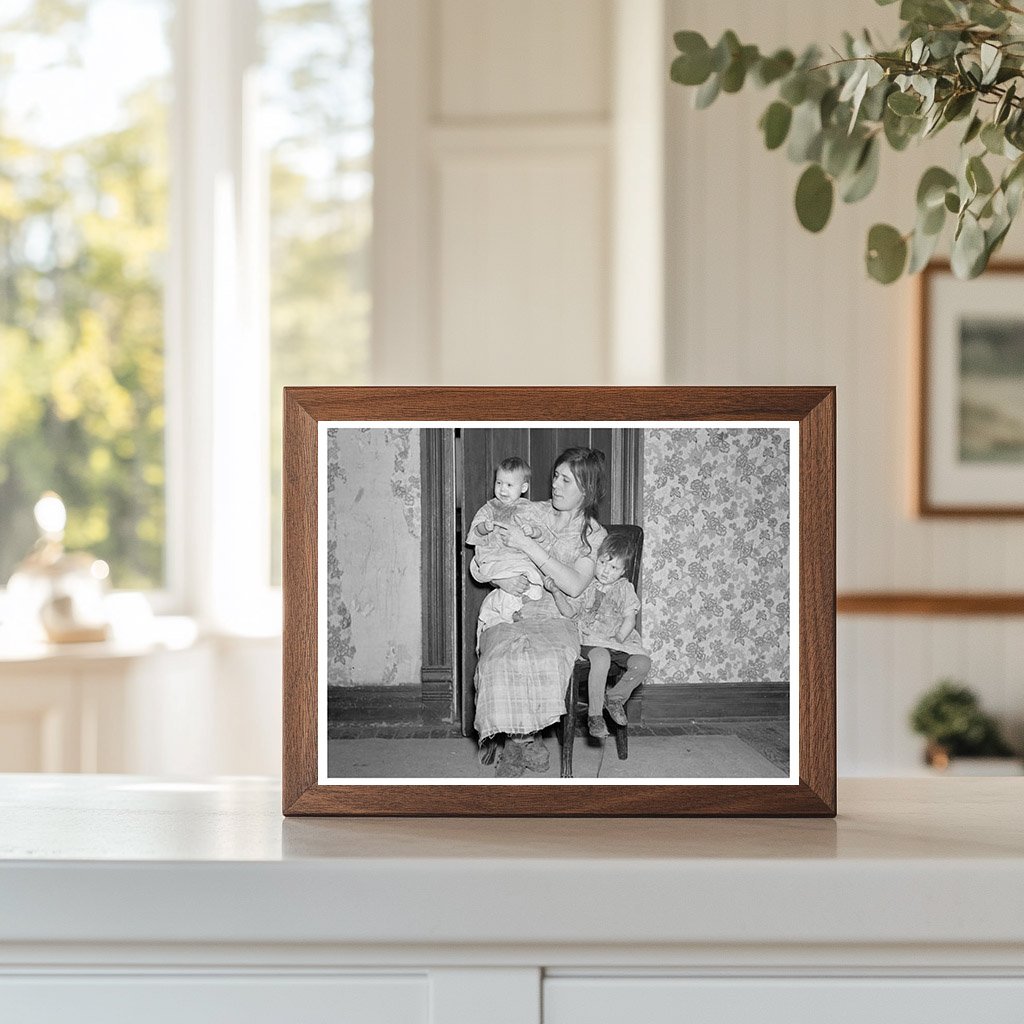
[779,73,807,106]
[694,73,721,109]
[967,154,995,195]
[981,122,1005,155]
[795,164,834,232]
[962,115,983,145]
[908,221,942,273]
[884,106,920,149]
[921,200,946,235]
[951,211,986,278]
[970,2,1009,30]
[866,223,908,283]
[760,101,793,150]
[995,82,1017,124]
[1006,172,1024,218]
[861,80,892,122]
[721,45,759,93]
[922,103,946,137]
[820,86,841,126]
[710,31,740,73]
[787,101,824,162]
[942,92,974,122]
[1003,157,1024,216]
[986,213,1012,259]
[980,42,1002,86]
[888,90,921,115]
[822,128,863,178]
[917,166,957,210]
[944,190,961,213]
[754,49,795,87]
[842,137,881,203]
[671,53,709,87]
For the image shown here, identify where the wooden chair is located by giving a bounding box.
[559,524,644,778]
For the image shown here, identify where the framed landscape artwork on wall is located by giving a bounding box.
[918,262,1024,517]
[282,387,836,817]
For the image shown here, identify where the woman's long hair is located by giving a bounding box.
[553,447,606,555]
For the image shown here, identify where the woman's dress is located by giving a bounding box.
[473,503,607,741]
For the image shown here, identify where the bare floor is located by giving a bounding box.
[329,718,790,773]
[327,726,789,780]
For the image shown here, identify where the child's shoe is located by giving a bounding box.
[588,715,609,738]
[605,698,628,726]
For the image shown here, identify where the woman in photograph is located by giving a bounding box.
[473,447,608,777]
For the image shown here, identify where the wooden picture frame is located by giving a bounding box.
[283,387,836,816]
[917,261,1024,517]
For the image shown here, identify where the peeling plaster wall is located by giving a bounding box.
[326,428,422,687]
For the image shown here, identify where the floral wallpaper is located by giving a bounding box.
[641,428,790,685]
[326,428,421,687]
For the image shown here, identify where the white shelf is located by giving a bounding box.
[2,775,1023,1021]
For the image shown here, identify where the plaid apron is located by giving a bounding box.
[473,614,580,740]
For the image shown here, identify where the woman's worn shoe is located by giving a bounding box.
[604,698,628,727]
[495,741,526,778]
[588,715,609,738]
[519,735,550,772]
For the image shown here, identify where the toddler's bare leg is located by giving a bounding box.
[606,654,652,703]
[586,647,612,717]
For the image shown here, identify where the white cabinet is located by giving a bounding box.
[544,977,1024,1023]
[1,975,429,1024]
[2,777,1023,1023]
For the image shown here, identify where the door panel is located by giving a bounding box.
[458,427,624,734]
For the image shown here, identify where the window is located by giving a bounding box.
[0,0,373,621]
[262,0,373,582]
[0,0,172,589]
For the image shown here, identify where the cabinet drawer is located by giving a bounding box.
[544,977,1024,1023]
[0,974,427,1024]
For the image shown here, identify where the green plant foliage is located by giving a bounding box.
[0,4,168,587]
[795,164,834,230]
[909,680,1015,757]
[670,0,1024,283]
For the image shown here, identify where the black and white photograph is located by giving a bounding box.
[319,422,797,783]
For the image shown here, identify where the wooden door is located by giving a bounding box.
[458,428,639,735]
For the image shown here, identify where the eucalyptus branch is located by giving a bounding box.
[670,2,1024,283]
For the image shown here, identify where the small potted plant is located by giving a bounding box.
[909,679,1018,772]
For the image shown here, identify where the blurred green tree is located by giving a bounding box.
[0,0,169,588]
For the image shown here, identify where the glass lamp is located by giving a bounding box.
[5,493,110,644]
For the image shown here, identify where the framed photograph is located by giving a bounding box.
[283,387,835,816]
[917,261,1024,516]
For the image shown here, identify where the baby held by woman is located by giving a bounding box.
[466,457,544,637]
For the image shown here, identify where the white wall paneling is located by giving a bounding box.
[436,146,609,384]
[373,0,665,386]
[666,0,1024,775]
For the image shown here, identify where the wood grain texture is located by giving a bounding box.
[282,387,836,817]
[837,592,1024,616]
[798,388,837,813]
[420,428,456,715]
[282,391,319,813]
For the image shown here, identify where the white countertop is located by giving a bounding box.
[1,775,1023,953]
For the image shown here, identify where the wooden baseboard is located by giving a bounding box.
[328,684,450,726]
[640,682,789,723]
[329,682,790,729]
